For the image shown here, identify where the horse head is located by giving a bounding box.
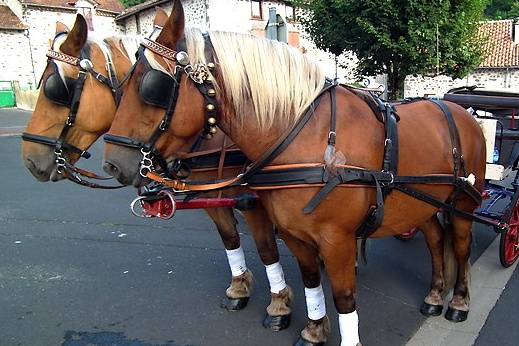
[22,9,168,183]
[103,0,208,187]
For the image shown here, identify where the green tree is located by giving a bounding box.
[120,0,147,9]
[508,2,519,17]
[294,0,489,99]
[485,0,516,19]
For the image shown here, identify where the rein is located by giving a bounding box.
[21,32,124,189]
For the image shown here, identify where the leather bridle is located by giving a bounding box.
[103,35,219,179]
[21,32,123,189]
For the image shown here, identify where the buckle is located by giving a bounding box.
[159,119,167,131]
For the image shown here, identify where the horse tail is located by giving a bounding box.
[442,219,457,294]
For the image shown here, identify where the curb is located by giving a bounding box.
[406,237,518,346]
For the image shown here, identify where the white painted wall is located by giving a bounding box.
[22,6,118,87]
[0,30,34,87]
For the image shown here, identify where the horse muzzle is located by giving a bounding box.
[102,152,143,187]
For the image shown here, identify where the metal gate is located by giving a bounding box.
[0,81,16,108]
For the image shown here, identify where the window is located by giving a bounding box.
[286,4,296,22]
[251,0,262,19]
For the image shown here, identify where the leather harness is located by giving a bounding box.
[104,34,491,241]
[21,32,125,189]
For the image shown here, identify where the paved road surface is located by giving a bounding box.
[0,108,515,346]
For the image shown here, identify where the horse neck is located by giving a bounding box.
[216,100,290,161]
[102,37,133,82]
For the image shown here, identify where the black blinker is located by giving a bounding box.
[43,73,75,106]
[139,69,177,109]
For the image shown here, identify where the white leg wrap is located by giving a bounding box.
[304,284,326,320]
[339,310,360,346]
[225,246,247,277]
[265,262,287,294]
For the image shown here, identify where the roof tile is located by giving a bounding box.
[0,5,27,30]
[479,20,519,68]
[21,0,124,15]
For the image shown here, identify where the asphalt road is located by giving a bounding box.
[0,108,513,346]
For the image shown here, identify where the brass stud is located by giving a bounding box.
[205,133,213,139]
[206,104,215,112]
[209,126,218,134]
[207,88,216,97]
[207,62,215,70]
[207,117,217,125]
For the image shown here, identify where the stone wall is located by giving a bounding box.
[23,6,118,84]
[0,30,35,87]
[405,68,519,98]
[119,0,356,83]
[120,0,207,36]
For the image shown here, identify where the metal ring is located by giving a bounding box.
[130,196,152,218]
[140,166,151,178]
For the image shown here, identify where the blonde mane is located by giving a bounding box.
[147,27,327,130]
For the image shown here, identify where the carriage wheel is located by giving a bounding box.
[395,227,419,241]
[500,202,519,268]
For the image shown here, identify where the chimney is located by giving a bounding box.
[514,17,519,44]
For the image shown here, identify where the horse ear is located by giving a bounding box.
[55,21,69,35]
[60,14,88,56]
[156,0,185,48]
[153,6,168,28]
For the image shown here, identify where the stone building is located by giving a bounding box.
[0,0,123,88]
[115,0,357,82]
[405,20,519,97]
[0,3,33,87]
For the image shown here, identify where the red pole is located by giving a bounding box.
[175,198,239,209]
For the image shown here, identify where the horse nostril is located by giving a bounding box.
[25,157,36,170]
[103,161,120,178]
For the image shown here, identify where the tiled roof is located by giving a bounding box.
[21,0,124,14]
[115,0,169,21]
[479,20,519,68]
[0,4,27,30]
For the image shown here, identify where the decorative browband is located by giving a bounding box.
[46,50,80,66]
[141,38,178,61]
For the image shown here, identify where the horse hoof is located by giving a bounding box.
[420,302,443,316]
[220,296,249,311]
[263,313,291,331]
[294,337,325,346]
[445,307,468,322]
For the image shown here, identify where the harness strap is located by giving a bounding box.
[394,185,492,226]
[63,163,125,189]
[240,80,335,181]
[328,84,337,145]
[21,133,90,158]
[146,171,242,192]
[144,80,335,189]
[428,99,465,179]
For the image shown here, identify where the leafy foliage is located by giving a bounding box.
[485,0,519,19]
[120,0,147,9]
[293,0,489,99]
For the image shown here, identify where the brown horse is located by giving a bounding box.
[21,12,293,330]
[103,1,487,345]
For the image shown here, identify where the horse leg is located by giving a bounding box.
[204,207,253,311]
[280,231,329,346]
[419,215,446,316]
[242,206,292,331]
[320,231,360,346]
[444,198,475,322]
